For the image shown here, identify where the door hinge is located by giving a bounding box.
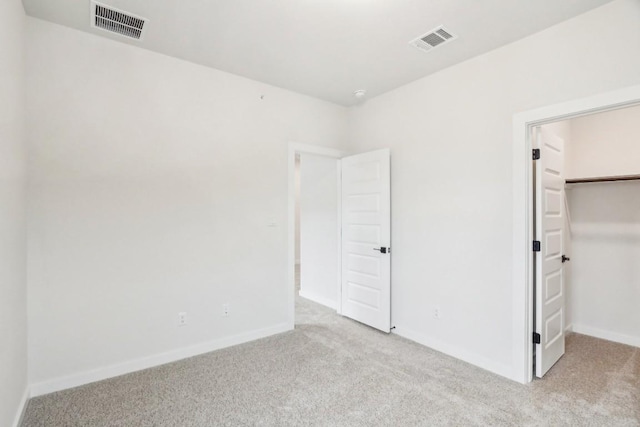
[532,149,540,160]
[533,332,541,344]
[532,240,541,252]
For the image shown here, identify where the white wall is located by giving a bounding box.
[567,104,640,179]
[299,154,338,308]
[0,1,28,425]
[567,181,640,347]
[564,105,640,347]
[26,18,347,392]
[347,0,640,379]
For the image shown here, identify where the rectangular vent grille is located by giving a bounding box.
[410,26,457,53]
[91,1,147,40]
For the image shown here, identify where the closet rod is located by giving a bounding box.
[565,174,640,184]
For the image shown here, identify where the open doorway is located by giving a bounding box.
[532,105,640,378]
[287,143,343,329]
[295,151,341,309]
[512,83,640,384]
[287,143,392,333]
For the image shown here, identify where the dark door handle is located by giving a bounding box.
[562,255,570,263]
[374,247,389,254]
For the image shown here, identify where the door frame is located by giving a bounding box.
[511,84,640,384]
[287,142,346,329]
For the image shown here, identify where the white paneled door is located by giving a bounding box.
[341,149,391,333]
[535,127,566,378]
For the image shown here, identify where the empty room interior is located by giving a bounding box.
[2,0,640,425]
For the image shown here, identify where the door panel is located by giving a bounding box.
[341,149,391,332]
[535,127,566,378]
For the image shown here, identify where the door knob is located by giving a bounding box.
[374,247,389,254]
[562,255,570,263]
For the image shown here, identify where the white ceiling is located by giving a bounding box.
[22,0,614,106]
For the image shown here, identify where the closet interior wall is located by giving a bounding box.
[555,105,640,348]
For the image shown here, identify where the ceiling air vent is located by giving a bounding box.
[91,1,147,40]
[410,26,457,53]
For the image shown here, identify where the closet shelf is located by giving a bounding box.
[565,174,640,185]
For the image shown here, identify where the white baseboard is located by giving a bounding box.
[392,325,514,381]
[572,324,640,348]
[565,323,573,333]
[30,322,291,397]
[298,290,337,310]
[13,386,30,427]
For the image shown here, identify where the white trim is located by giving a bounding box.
[336,159,343,315]
[30,322,289,397]
[393,326,512,380]
[287,142,345,328]
[572,324,640,349]
[298,290,338,310]
[12,387,30,427]
[511,84,640,384]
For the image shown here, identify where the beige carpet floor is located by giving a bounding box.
[22,296,640,426]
